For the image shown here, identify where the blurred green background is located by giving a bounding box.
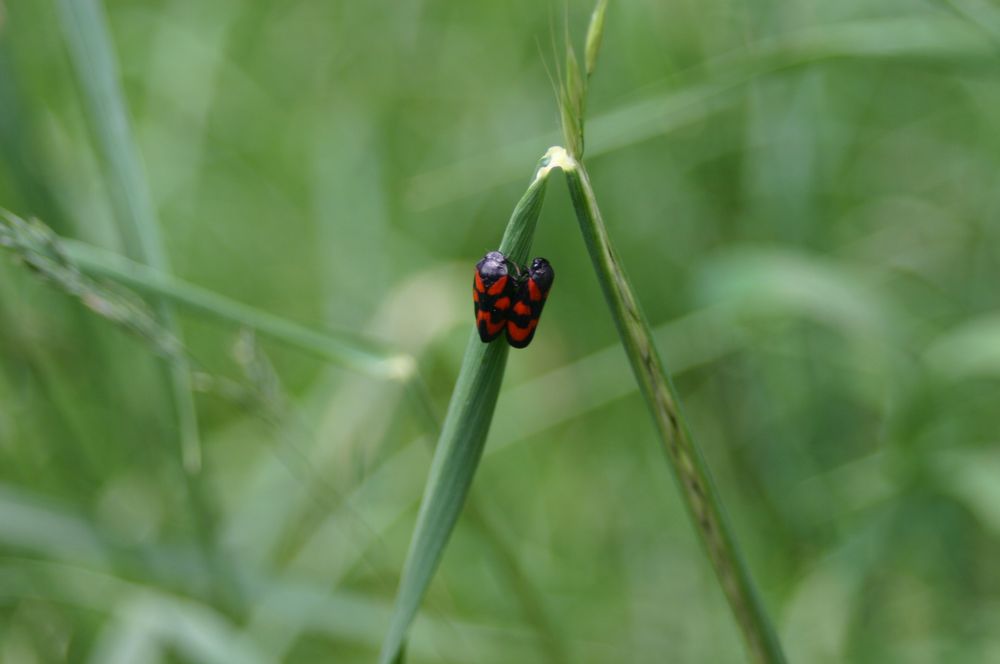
[3,0,1000,662]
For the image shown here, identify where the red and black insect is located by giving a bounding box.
[473,250,513,342]
[505,257,554,349]
[473,251,554,348]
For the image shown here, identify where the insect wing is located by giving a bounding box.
[506,257,554,349]
[473,251,512,342]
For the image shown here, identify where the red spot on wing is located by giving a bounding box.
[513,300,531,316]
[474,271,485,293]
[528,279,542,302]
[473,288,480,302]
[487,275,508,296]
[507,323,530,343]
[506,319,538,343]
[494,296,510,310]
[485,319,504,336]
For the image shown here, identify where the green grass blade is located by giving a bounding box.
[53,0,202,471]
[584,0,609,78]
[0,209,412,380]
[53,0,163,265]
[553,147,786,664]
[60,238,413,381]
[377,151,557,664]
[560,41,585,160]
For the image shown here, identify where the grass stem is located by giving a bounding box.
[377,151,556,664]
[54,0,202,471]
[554,147,787,664]
[61,239,411,381]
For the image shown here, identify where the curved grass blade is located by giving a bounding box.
[377,150,560,664]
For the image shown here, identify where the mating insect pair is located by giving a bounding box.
[473,250,554,349]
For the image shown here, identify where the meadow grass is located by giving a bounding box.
[2,0,1000,662]
[377,3,783,656]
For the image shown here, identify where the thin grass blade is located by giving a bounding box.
[560,43,585,159]
[553,147,786,663]
[548,5,785,657]
[0,209,412,379]
[53,0,202,471]
[377,150,560,664]
[62,236,413,381]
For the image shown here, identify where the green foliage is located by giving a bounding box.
[2,0,1000,662]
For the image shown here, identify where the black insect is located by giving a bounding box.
[473,250,512,342]
[473,251,554,348]
[505,258,554,348]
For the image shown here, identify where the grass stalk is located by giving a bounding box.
[545,5,786,658]
[53,0,202,472]
[405,370,569,664]
[60,238,413,381]
[377,151,558,664]
[552,147,786,664]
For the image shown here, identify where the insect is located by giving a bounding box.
[473,251,512,342]
[473,251,554,348]
[505,257,554,349]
